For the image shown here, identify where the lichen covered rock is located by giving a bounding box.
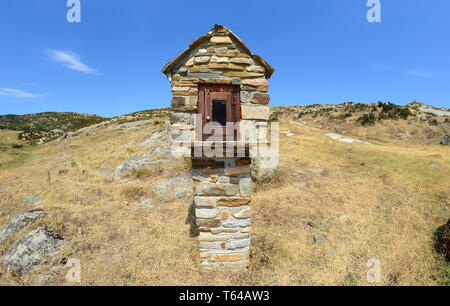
[0,210,45,245]
[3,227,63,276]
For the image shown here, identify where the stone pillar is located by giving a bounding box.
[162,24,275,270]
[192,156,252,270]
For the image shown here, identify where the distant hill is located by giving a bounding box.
[270,101,449,145]
[0,112,107,144]
[0,109,171,144]
[1,102,448,145]
[0,112,106,131]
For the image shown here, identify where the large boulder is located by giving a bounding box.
[440,135,450,145]
[3,227,63,276]
[0,210,45,245]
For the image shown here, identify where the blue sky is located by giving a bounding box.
[1,0,449,117]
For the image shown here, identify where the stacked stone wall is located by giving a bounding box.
[166,25,272,269]
[192,157,251,269]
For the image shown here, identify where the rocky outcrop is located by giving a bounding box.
[3,227,63,276]
[0,210,45,245]
[440,135,450,145]
[110,125,178,179]
[18,196,41,206]
[153,176,193,201]
[110,154,161,179]
[140,125,172,148]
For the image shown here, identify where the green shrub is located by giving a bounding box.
[377,102,412,120]
[357,113,376,125]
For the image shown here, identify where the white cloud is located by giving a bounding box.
[0,88,43,98]
[46,49,98,74]
[407,68,433,79]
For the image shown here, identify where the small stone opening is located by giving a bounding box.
[212,100,227,126]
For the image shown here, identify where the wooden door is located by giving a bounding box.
[197,85,240,141]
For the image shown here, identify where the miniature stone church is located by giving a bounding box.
[162,24,274,270]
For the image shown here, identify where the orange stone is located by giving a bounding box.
[218,197,251,207]
[241,227,251,233]
[214,253,243,262]
[242,78,269,86]
[221,210,229,220]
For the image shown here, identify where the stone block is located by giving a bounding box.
[210,36,233,44]
[222,71,265,78]
[214,253,243,262]
[232,207,251,219]
[196,218,221,228]
[240,227,251,233]
[195,208,219,219]
[185,57,194,67]
[241,105,269,120]
[195,182,240,196]
[211,228,239,234]
[194,56,210,64]
[246,66,265,73]
[242,79,269,86]
[251,93,270,105]
[218,197,251,207]
[224,166,250,176]
[171,96,185,107]
[194,196,218,208]
[198,234,231,242]
[199,241,223,250]
[223,218,251,228]
[226,238,251,250]
[210,55,229,63]
[241,91,251,103]
[257,86,268,92]
[172,87,190,92]
[187,95,198,106]
[229,58,252,65]
[221,210,229,220]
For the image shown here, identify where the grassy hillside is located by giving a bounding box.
[0,112,107,144]
[0,108,171,144]
[271,101,449,145]
[0,104,448,285]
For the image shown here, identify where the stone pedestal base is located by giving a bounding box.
[192,157,251,270]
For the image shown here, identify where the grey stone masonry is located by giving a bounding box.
[162,24,274,270]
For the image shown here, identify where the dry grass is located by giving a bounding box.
[0,116,448,285]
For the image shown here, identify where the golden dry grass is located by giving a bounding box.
[0,116,448,285]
